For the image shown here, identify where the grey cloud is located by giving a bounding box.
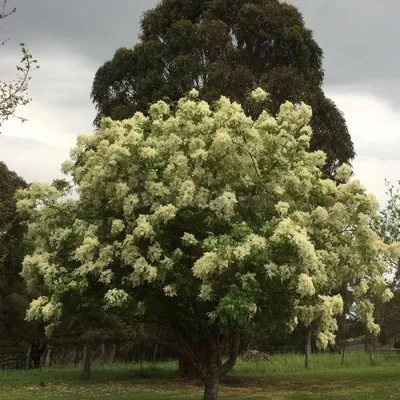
[2,0,400,107]
[290,0,400,87]
[2,0,159,63]
[0,134,42,149]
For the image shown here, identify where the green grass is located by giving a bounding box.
[0,351,399,399]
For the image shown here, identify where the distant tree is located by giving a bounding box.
[371,181,400,346]
[375,180,400,286]
[0,162,30,344]
[0,0,38,130]
[91,0,354,177]
[19,91,389,399]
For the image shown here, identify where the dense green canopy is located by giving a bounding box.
[0,162,31,344]
[91,0,354,176]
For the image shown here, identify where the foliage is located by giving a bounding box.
[375,180,400,286]
[0,161,32,344]
[0,0,38,130]
[18,91,389,399]
[372,181,400,343]
[91,0,354,177]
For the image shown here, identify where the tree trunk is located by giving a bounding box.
[371,335,379,352]
[82,346,92,379]
[203,374,219,400]
[30,341,46,369]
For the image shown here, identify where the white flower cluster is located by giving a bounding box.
[181,233,198,246]
[210,191,238,220]
[104,289,129,308]
[297,274,315,297]
[18,89,394,346]
[26,296,62,322]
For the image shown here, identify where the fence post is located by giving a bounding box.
[305,330,311,369]
[25,345,31,370]
[284,346,287,367]
[82,346,92,379]
[45,346,52,368]
[341,346,345,366]
[140,340,144,376]
[74,346,80,367]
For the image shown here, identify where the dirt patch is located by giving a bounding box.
[165,376,351,392]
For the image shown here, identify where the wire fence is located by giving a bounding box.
[1,342,399,371]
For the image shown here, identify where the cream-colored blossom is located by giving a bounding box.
[199,283,213,301]
[178,179,196,207]
[210,128,233,154]
[188,88,199,98]
[336,163,352,181]
[250,88,269,103]
[182,233,198,246]
[111,219,125,235]
[140,146,158,159]
[131,257,157,286]
[123,195,140,218]
[192,252,220,279]
[26,296,49,321]
[297,274,315,297]
[133,215,154,239]
[163,285,177,297]
[104,289,129,307]
[74,235,99,263]
[210,191,237,220]
[382,288,394,303]
[312,207,329,223]
[149,100,170,120]
[275,201,290,217]
[354,280,369,298]
[357,300,380,336]
[152,204,177,224]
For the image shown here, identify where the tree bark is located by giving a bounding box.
[82,346,92,379]
[371,335,379,352]
[203,374,219,400]
[30,341,46,369]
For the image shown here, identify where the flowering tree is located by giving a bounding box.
[375,181,400,284]
[18,90,391,400]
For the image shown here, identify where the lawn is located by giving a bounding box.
[0,351,399,399]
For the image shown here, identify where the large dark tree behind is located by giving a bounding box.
[91,0,354,176]
[0,162,31,344]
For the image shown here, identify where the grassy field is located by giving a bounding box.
[0,350,399,399]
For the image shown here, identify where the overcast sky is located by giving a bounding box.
[0,0,399,206]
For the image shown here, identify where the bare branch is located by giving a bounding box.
[0,0,16,20]
[0,1,39,131]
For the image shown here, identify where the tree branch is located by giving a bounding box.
[217,326,240,377]
[170,325,206,377]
